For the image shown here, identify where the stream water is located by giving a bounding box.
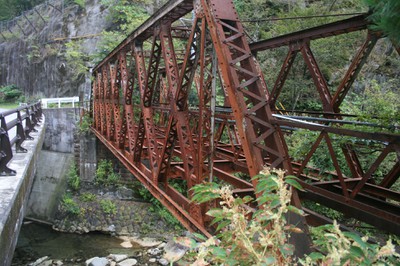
[12,221,144,265]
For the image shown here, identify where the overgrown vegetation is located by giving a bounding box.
[64,41,88,81]
[364,0,400,44]
[136,182,183,230]
[95,159,120,186]
[186,168,399,265]
[61,193,80,216]
[65,0,86,8]
[67,163,80,191]
[100,199,117,215]
[78,112,93,134]
[79,192,97,202]
[0,0,45,21]
[92,0,152,63]
[0,84,23,103]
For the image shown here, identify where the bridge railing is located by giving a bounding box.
[41,96,79,108]
[0,102,42,176]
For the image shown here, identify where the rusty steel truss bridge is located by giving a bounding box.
[89,0,400,239]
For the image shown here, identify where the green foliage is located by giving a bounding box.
[61,193,80,216]
[78,112,93,134]
[0,84,23,103]
[95,159,120,186]
[188,167,399,265]
[100,199,117,215]
[364,0,400,44]
[302,221,400,265]
[137,182,183,229]
[0,0,45,21]
[92,30,125,63]
[64,41,89,81]
[67,163,80,191]
[79,192,97,202]
[93,0,151,63]
[190,168,304,265]
[341,79,400,129]
[64,0,86,8]
[26,45,41,63]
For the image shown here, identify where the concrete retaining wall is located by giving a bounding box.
[42,108,79,153]
[0,116,45,266]
[26,150,74,222]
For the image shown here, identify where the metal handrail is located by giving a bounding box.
[41,96,79,108]
[0,101,42,176]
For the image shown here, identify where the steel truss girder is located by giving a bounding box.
[90,0,400,239]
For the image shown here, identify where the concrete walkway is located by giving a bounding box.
[0,115,45,266]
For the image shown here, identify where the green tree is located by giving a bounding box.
[0,0,45,21]
[364,0,400,44]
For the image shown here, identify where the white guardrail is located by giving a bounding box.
[41,96,79,108]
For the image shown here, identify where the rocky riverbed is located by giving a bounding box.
[13,222,195,266]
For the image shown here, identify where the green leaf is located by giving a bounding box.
[210,216,224,226]
[343,232,367,250]
[256,195,269,206]
[287,205,305,215]
[349,245,365,258]
[308,252,325,261]
[269,198,281,208]
[234,197,243,205]
[206,208,223,218]
[285,178,304,191]
[216,220,231,232]
[211,246,227,259]
[252,174,266,181]
[242,195,254,203]
[261,257,276,265]
[192,232,207,241]
[280,243,294,256]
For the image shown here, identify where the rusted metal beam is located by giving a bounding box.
[299,180,400,235]
[249,14,369,52]
[331,32,379,111]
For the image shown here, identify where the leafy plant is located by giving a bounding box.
[364,0,400,44]
[65,0,86,8]
[302,221,399,265]
[92,0,151,63]
[136,182,183,229]
[0,84,23,103]
[80,192,96,202]
[61,193,80,216]
[187,167,399,265]
[67,163,80,191]
[100,199,117,215]
[64,41,89,81]
[190,168,304,265]
[78,112,93,134]
[95,159,120,186]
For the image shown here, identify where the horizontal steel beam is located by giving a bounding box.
[299,180,400,236]
[250,14,369,52]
